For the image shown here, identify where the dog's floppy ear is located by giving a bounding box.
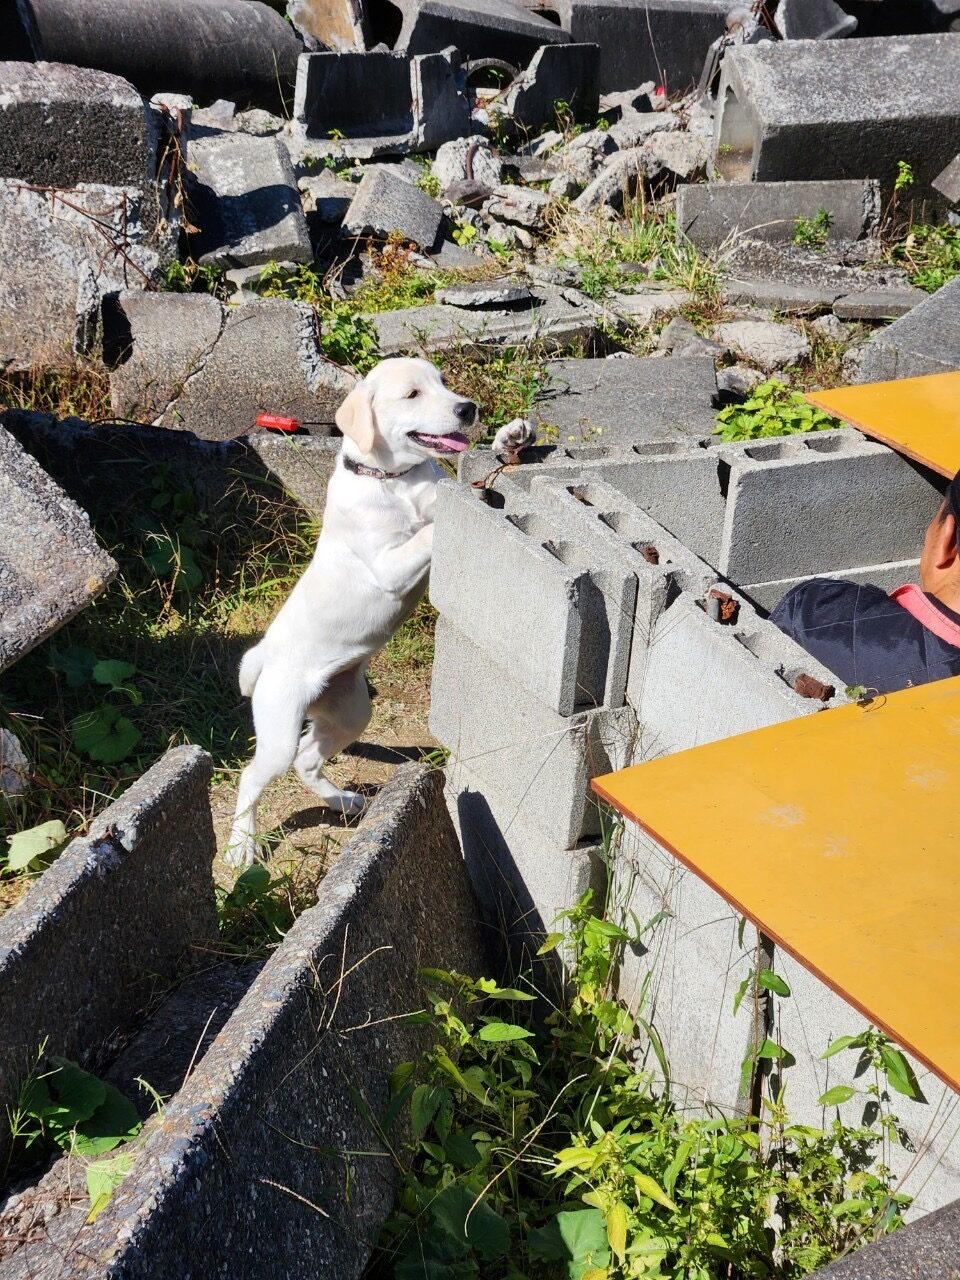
[335,381,376,455]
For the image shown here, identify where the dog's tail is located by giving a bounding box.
[238,643,266,698]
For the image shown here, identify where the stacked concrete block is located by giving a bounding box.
[396,0,571,69]
[0,424,116,673]
[855,276,960,382]
[712,35,960,195]
[676,179,881,249]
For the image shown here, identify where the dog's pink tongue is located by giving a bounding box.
[436,432,470,452]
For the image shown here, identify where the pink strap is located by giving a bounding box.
[890,583,960,649]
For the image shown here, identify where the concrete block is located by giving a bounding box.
[431,620,636,847]
[713,35,960,195]
[500,43,601,132]
[343,164,445,249]
[554,0,731,94]
[712,319,811,371]
[534,355,719,443]
[0,424,116,673]
[745,557,920,612]
[676,179,880,248]
[430,479,629,714]
[0,60,150,190]
[718,431,943,584]
[411,48,472,151]
[0,746,218,1173]
[295,50,414,137]
[56,764,485,1279]
[775,0,858,39]
[0,179,168,371]
[855,277,960,382]
[299,169,356,222]
[187,132,312,268]
[832,286,927,320]
[397,0,570,68]
[810,1200,960,1277]
[933,152,960,205]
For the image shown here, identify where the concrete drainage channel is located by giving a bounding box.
[4,0,960,1273]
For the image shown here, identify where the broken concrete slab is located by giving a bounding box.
[855,276,960,381]
[774,0,858,39]
[0,746,217,1173]
[641,128,710,183]
[714,34,960,195]
[0,425,116,673]
[933,152,960,205]
[396,0,571,68]
[0,179,170,370]
[676,179,880,248]
[187,132,311,268]
[435,278,532,307]
[499,42,601,133]
[534,354,719,443]
[573,146,645,211]
[18,0,301,112]
[712,318,811,371]
[0,61,151,189]
[608,108,681,150]
[832,286,927,320]
[53,764,485,1280]
[299,168,356,222]
[343,164,445,248]
[484,184,554,231]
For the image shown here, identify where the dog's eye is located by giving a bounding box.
[406,389,420,399]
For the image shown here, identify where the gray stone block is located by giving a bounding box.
[775,0,858,39]
[187,132,311,268]
[676,179,880,248]
[712,319,811,371]
[555,0,731,94]
[0,746,218,1173]
[397,0,570,68]
[0,726,29,796]
[832,286,927,320]
[410,48,472,151]
[299,169,356,222]
[714,35,960,195]
[430,479,628,715]
[59,764,485,1280]
[431,620,636,847]
[343,164,445,248]
[435,278,532,307]
[500,43,601,132]
[933,152,960,205]
[0,60,151,190]
[0,424,116,673]
[810,1198,960,1277]
[855,277,960,381]
[534,354,719,444]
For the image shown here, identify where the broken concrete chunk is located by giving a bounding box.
[933,153,960,205]
[0,60,151,189]
[0,180,168,371]
[608,108,680,150]
[397,0,570,68]
[0,727,29,797]
[573,147,645,212]
[299,169,356,222]
[642,129,709,183]
[234,108,285,136]
[774,0,858,39]
[714,34,960,195]
[192,99,237,130]
[717,363,764,397]
[432,137,503,192]
[658,315,729,360]
[832,287,927,321]
[287,0,363,50]
[484,184,553,230]
[0,424,117,673]
[676,179,881,248]
[436,279,532,307]
[410,48,472,151]
[499,43,601,134]
[854,276,960,382]
[343,165,445,248]
[187,132,312,268]
[712,319,811,371]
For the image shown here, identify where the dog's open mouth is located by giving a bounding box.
[407,430,471,454]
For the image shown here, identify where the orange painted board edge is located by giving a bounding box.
[591,767,960,1094]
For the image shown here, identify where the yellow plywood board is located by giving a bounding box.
[592,675,960,1091]
[805,372,960,478]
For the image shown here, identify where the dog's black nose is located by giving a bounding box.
[454,400,477,423]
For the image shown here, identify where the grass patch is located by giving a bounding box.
[715,378,842,443]
[889,223,960,293]
[0,362,112,421]
[439,345,547,431]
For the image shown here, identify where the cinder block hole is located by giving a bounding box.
[530,3,562,23]
[744,441,796,462]
[567,486,594,505]
[632,541,664,566]
[543,538,581,566]
[804,434,845,454]
[566,444,612,459]
[365,0,405,47]
[631,441,688,456]
[507,512,554,542]
[716,458,731,499]
[715,86,754,182]
[598,511,629,533]
[734,631,763,657]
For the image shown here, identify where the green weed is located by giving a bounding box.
[715,379,841,442]
[162,258,227,299]
[890,223,960,293]
[438,345,545,431]
[793,208,833,249]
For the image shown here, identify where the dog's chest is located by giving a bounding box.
[389,469,439,530]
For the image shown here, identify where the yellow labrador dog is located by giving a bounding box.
[226,356,534,867]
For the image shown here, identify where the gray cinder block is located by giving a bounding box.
[499,43,601,133]
[430,480,632,714]
[0,746,218,1174]
[714,35,960,195]
[61,764,485,1279]
[676,179,880,249]
[397,0,570,69]
[0,425,116,673]
[855,276,960,382]
[343,165,445,250]
[430,619,637,848]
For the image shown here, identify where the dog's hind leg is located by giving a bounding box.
[295,664,372,818]
[225,670,309,869]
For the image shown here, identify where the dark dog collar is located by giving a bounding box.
[342,454,413,481]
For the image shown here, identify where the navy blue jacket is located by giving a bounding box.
[770,579,960,694]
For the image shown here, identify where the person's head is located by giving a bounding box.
[920,470,960,605]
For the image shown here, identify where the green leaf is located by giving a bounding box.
[634,1172,678,1212]
[822,1034,864,1060]
[537,931,565,955]
[71,706,140,763]
[49,643,97,689]
[410,1084,443,1139]
[756,969,790,998]
[444,1132,482,1168]
[879,1046,926,1102]
[530,1208,611,1279]
[477,1021,535,1043]
[85,1153,135,1219]
[389,1061,415,1095]
[46,1059,106,1127]
[92,659,136,690]
[430,1184,510,1260]
[6,819,68,872]
[819,1084,857,1107]
[732,975,751,1016]
[71,1082,141,1156]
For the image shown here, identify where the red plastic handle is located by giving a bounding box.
[256,413,301,433]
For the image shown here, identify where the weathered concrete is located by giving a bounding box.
[775,0,858,39]
[14,0,301,112]
[343,164,445,248]
[832,286,927,320]
[288,0,362,49]
[396,0,570,68]
[713,35,960,195]
[47,764,485,1280]
[0,425,116,673]
[499,43,601,133]
[855,276,960,381]
[676,179,880,248]
[933,152,960,205]
[0,747,218,1174]
[0,727,29,796]
[712,319,811,371]
[187,132,312,268]
[810,1196,960,1277]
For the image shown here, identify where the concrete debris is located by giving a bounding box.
[432,135,504,192]
[192,98,237,130]
[484,183,554,230]
[608,107,681,149]
[712,318,811,371]
[187,132,312,267]
[658,315,731,360]
[234,107,286,136]
[933,153,960,205]
[641,127,710,183]
[397,0,570,68]
[832,286,928,320]
[436,278,532,306]
[716,362,764,396]
[14,0,301,112]
[299,168,356,222]
[0,728,29,797]
[343,164,445,247]
[714,34,960,195]
[497,42,601,134]
[774,0,858,40]
[573,146,646,211]
[854,276,960,382]
[677,179,881,248]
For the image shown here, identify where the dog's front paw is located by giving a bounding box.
[224,832,258,869]
[492,417,536,455]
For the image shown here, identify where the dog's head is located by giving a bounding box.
[335,358,477,468]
